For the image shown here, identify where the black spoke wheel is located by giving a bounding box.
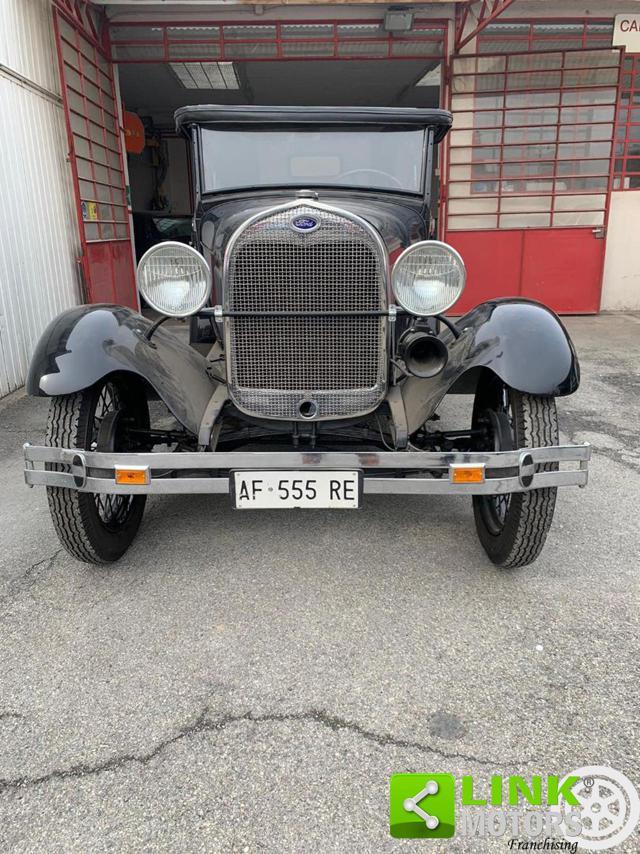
[45,376,149,564]
[472,373,559,568]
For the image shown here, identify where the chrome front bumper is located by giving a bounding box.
[23,443,590,496]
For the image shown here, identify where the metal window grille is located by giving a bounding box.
[613,54,640,190]
[108,18,447,63]
[446,47,621,231]
[53,1,137,307]
[55,14,129,242]
[477,20,614,54]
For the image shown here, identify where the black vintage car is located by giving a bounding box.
[24,106,589,566]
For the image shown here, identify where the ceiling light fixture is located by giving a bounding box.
[384,7,414,33]
[170,62,239,90]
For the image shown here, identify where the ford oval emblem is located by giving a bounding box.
[291,215,319,233]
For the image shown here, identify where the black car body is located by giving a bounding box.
[24,106,589,566]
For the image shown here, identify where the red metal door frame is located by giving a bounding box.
[53,0,137,307]
[108,17,449,63]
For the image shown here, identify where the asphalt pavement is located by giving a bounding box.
[0,313,638,853]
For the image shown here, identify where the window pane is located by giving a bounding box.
[450,165,477,180]
[554,194,606,211]
[502,161,554,178]
[501,196,551,213]
[202,127,426,192]
[452,94,503,112]
[448,197,499,214]
[447,214,498,230]
[562,88,616,106]
[505,108,559,127]
[557,176,608,192]
[502,179,554,194]
[474,129,503,145]
[557,159,610,177]
[564,50,620,68]
[475,110,503,128]
[505,91,559,109]
[560,105,615,124]
[453,56,505,74]
[449,147,474,164]
[506,71,562,90]
[466,146,501,161]
[502,143,557,161]
[560,124,612,142]
[557,141,611,159]
[499,212,551,227]
[507,52,562,71]
[563,68,619,87]
[471,163,500,179]
[474,74,506,92]
[553,211,604,226]
[480,38,529,54]
[452,111,474,130]
[504,126,557,144]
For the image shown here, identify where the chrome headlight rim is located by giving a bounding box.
[137,240,211,318]
[392,239,466,316]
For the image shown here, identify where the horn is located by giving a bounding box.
[398,330,448,379]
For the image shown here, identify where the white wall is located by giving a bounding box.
[0,0,81,397]
[601,192,640,310]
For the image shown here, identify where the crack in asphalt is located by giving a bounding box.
[0,549,62,608]
[0,708,511,793]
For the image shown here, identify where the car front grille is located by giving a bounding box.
[224,204,388,420]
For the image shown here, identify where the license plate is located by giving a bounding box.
[232,470,361,509]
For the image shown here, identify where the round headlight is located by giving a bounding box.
[392,241,466,316]
[137,241,211,318]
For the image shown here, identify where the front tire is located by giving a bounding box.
[45,377,149,564]
[472,374,559,568]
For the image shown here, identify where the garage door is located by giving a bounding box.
[53,1,137,307]
[445,46,620,314]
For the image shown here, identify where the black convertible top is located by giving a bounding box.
[175,105,453,143]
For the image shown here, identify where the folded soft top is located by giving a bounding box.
[175,105,453,143]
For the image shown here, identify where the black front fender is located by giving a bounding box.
[27,305,217,436]
[402,299,580,434]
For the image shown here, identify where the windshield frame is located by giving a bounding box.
[194,123,434,201]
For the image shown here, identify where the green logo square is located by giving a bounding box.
[389,774,456,839]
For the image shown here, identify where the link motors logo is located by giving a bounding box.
[554,766,640,851]
[389,767,640,851]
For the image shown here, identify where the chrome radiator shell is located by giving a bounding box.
[223,201,389,420]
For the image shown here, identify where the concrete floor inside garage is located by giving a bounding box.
[0,313,639,852]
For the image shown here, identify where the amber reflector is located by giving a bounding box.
[450,465,485,484]
[115,467,149,486]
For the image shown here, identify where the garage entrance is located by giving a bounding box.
[110,17,447,265]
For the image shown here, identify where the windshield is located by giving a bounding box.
[200,126,425,194]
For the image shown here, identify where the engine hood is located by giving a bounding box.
[198,194,427,302]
